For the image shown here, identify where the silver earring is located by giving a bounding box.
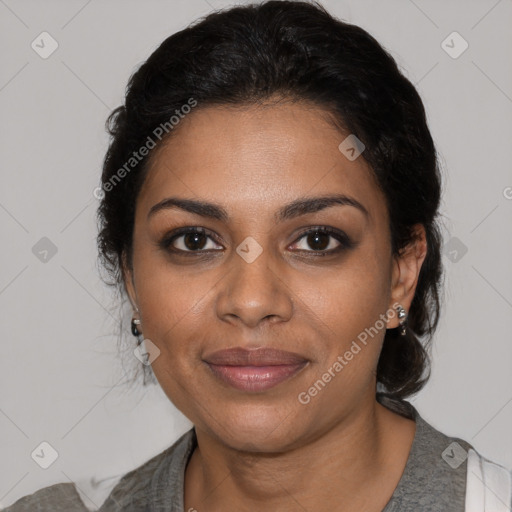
[131,315,143,346]
[396,305,407,336]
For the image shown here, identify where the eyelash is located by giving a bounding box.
[159,226,354,256]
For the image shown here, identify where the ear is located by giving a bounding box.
[121,251,138,311]
[387,223,428,329]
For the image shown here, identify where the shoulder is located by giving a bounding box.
[404,408,474,507]
[2,428,197,512]
[1,482,88,511]
[100,427,196,510]
[385,400,511,511]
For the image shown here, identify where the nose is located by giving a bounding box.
[215,243,294,329]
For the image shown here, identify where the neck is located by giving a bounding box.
[184,399,416,512]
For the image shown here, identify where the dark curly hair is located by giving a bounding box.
[96,0,445,416]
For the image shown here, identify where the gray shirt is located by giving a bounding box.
[1,402,478,511]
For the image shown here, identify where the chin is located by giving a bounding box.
[204,403,304,453]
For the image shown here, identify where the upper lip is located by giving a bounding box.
[203,347,308,366]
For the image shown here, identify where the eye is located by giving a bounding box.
[159,226,353,256]
[290,227,353,254]
[160,227,224,253]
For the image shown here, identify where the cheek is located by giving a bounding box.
[133,261,212,411]
[132,250,206,351]
[300,256,391,393]
[302,253,390,337]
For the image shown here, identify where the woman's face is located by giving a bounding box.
[124,101,423,452]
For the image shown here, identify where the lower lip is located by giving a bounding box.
[205,362,308,392]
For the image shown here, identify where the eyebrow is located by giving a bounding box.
[147,194,369,222]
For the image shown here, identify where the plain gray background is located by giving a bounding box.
[1,0,511,508]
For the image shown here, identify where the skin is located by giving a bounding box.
[123,99,427,511]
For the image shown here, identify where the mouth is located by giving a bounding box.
[203,347,309,392]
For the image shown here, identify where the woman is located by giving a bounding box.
[5,1,511,511]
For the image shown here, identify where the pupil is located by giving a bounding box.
[184,232,206,250]
[308,232,329,250]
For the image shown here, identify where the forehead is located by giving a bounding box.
[137,101,387,224]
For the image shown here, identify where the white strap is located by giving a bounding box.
[465,448,512,512]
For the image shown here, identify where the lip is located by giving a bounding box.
[204,347,308,366]
[203,347,309,392]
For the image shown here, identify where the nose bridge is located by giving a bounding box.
[234,240,274,292]
[215,237,293,327]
